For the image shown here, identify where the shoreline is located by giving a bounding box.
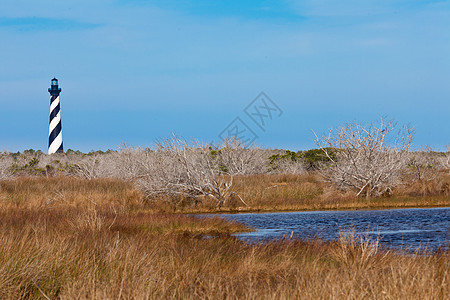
[181,202,450,215]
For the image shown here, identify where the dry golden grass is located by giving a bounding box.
[0,206,448,299]
[0,176,143,210]
[1,173,449,213]
[0,176,448,299]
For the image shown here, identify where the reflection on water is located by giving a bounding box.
[217,207,450,252]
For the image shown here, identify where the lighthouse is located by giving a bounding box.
[48,78,63,154]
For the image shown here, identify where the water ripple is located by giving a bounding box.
[216,207,450,252]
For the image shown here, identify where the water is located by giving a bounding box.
[216,207,450,252]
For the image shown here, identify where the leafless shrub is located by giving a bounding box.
[0,152,14,191]
[71,153,116,180]
[213,138,268,175]
[269,158,306,174]
[149,136,236,208]
[39,152,72,177]
[437,146,450,173]
[315,118,413,198]
[406,147,440,181]
[112,145,149,180]
[124,136,255,208]
[0,152,13,180]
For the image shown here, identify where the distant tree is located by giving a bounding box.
[268,150,305,174]
[406,147,439,181]
[66,149,83,155]
[88,150,107,156]
[23,149,36,155]
[300,148,337,170]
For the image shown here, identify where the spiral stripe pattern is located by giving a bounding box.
[48,94,63,154]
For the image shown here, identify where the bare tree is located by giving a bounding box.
[213,138,267,175]
[161,136,232,207]
[133,135,249,208]
[314,118,413,198]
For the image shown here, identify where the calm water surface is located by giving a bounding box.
[217,207,449,252]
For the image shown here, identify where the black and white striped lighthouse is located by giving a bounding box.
[48,78,63,154]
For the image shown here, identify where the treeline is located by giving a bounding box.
[0,144,319,178]
[1,119,449,207]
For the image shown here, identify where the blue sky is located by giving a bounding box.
[0,0,449,152]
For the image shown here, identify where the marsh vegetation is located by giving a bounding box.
[0,118,448,298]
[0,177,448,299]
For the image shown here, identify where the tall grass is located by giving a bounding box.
[0,176,448,298]
[0,207,447,299]
[1,174,448,213]
[0,176,142,210]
